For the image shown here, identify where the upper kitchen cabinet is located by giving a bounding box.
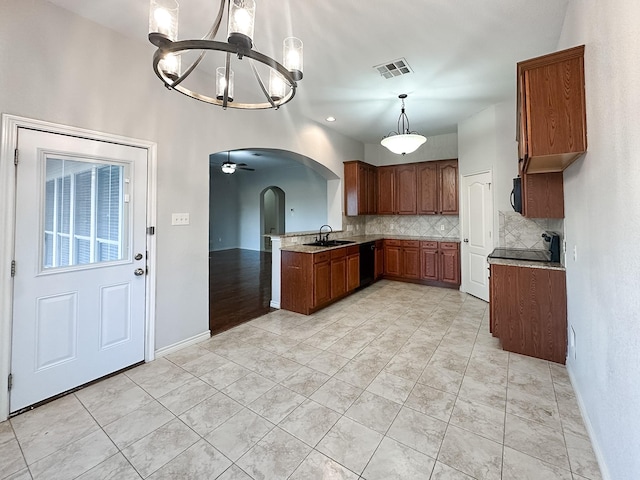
[344,160,378,216]
[517,45,587,174]
[377,164,417,215]
[417,160,459,215]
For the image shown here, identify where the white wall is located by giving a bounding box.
[558,1,640,478]
[364,132,459,166]
[0,0,363,350]
[457,101,518,247]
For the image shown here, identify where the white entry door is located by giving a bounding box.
[10,128,148,412]
[461,172,493,301]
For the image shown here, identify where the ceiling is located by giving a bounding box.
[46,0,569,145]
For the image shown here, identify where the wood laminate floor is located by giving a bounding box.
[209,248,273,335]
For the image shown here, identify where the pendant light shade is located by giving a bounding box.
[381,94,427,155]
[216,67,234,102]
[381,134,427,155]
[227,0,255,49]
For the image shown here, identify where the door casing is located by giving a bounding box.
[0,114,158,421]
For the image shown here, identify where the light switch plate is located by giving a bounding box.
[171,213,190,226]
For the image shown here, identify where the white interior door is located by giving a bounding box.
[10,128,148,412]
[462,172,493,301]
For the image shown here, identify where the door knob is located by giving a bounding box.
[134,268,145,276]
[463,239,469,243]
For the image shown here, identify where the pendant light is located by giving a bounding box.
[381,94,427,155]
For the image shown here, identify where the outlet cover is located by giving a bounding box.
[171,213,190,226]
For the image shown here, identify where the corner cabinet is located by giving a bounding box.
[344,160,378,216]
[517,45,587,174]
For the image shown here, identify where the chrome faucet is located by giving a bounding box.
[317,224,332,242]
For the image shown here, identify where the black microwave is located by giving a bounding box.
[510,177,522,213]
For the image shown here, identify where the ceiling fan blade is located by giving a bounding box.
[238,166,255,171]
[235,163,248,167]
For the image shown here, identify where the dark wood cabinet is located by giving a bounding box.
[345,159,458,217]
[420,241,460,285]
[401,240,420,279]
[438,160,459,215]
[313,256,331,308]
[383,240,402,276]
[395,165,417,215]
[377,166,395,215]
[490,263,567,364]
[517,45,586,174]
[439,242,461,285]
[330,249,346,299]
[417,162,438,214]
[417,160,459,215]
[521,170,564,218]
[347,248,360,292]
[374,240,384,279]
[282,246,361,315]
[344,161,377,216]
[420,241,439,281]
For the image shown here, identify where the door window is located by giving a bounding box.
[43,157,128,269]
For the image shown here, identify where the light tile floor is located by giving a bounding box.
[0,281,602,480]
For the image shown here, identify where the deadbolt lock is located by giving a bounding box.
[135,253,144,261]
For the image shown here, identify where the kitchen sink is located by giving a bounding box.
[303,239,356,247]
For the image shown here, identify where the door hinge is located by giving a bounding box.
[11,260,16,277]
[146,226,155,235]
[14,148,18,165]
[8,373,12,391]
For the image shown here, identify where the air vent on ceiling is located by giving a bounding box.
[374,58,413,79]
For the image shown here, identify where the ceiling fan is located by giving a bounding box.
[220,152,255,174]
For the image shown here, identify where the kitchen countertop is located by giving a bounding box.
[280,234,460,253]
[487,257,565,271]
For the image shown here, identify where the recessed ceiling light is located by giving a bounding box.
[326,116,336,122]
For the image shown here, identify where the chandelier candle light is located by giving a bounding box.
[381,94,427,155]
[148,0,303,109]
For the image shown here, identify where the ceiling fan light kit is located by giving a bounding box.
[381,94,427,155]
[148,0,303,110]
[220,152,255,174]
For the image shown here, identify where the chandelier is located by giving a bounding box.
[380,94,427,155]
[148,0,303,109]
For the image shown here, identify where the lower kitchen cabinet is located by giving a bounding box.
[374,240,384,279]
[420,241,460,286]
[489,262,567,364]
[330,249,347,299]
[439,242,461,285]
[401,241,420,279]
[383,240,402,276]
[347,248,360,291]
[282,246,361,315]
[385,239,460,288]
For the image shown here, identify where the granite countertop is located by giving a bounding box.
[280,234,460,253]
[487,257,565,271]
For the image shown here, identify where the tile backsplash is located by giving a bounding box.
[499,211,564,249]
[365,215,459,238]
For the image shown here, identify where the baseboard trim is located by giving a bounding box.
[269,300,280,309]
[566,365,610,480]
[155,331,211,358]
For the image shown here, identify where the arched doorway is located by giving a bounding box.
[260,186,285,252]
